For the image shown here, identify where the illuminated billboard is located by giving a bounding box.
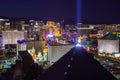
[98,40,119,53]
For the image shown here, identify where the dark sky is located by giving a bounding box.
[0,0,120,24]
[82,0,120,24]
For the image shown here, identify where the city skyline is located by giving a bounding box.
[0,1,120,79]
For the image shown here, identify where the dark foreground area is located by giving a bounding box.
[0,47,118,80]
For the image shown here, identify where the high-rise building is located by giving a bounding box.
[0,30,27,48]
[29,20,35,38]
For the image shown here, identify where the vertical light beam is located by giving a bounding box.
[76,0,82,24]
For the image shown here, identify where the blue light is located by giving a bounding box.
[17,40,22,43]
[22,42,27,44]
[75,43,82,47]
[76,0,82,23]
[47,34,54,38]
[47,43,50,46]
[29,20,34,22]
[17,40,26,44]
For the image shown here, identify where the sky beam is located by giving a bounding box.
[76,0,82,24]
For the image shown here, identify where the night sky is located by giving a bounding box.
[0,0,120,24]
[82,0,120,24]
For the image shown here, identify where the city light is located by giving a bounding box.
[75,43,81,47]
[17,40,26,44]
[78,39,81,43]
[47,34,54,38]
[115,54,120,58]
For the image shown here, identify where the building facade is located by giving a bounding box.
[0,30,27,48]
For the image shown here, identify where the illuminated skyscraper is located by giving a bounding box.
[29,20,35,38]
[1,30,27,48]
